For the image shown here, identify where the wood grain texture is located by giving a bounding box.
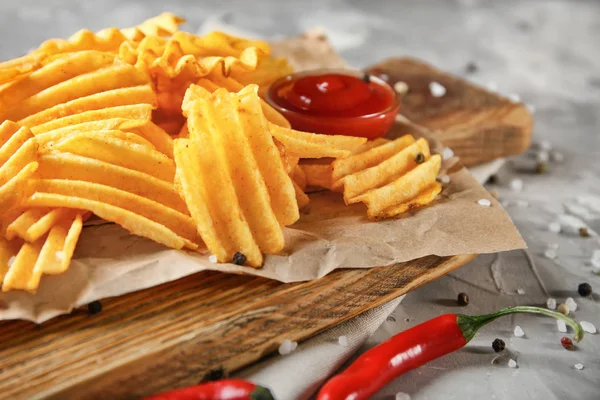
[366,57,533,167]
[0,254,474,400]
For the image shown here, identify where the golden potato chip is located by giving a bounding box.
[200,74,291,128]
[51,134,175,182]
[0,123,33,166]
[342,138,431,201]
[0,207,25,238]
[36,27,129,56]
[1,238,43,292]
[293,180,310,209]
[124,121,174,157]
[1,62,150,123]
[0,51,47,85]
[25,212,84,291]
[230,57,293,95]
[0,51,117,121]
[37,153,187,213]
[299,162,334,190]
[31,104,153,134]
[0,236,21,284]
[292,165,307,191]
[350,154,442,219]
[33,179,198,244]
[0,162,38,213]
[374,183,442,220]
[24,193,193,250]
[19,85,156,127]
[121,12,185,40]
[38,130,155,153]
[0,138,37,186]
[268,122,367,159]
[6,207,77,243]
[34,118,147,143]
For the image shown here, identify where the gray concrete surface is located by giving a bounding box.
[2,0,598,399]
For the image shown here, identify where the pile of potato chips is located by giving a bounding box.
[0,13,441,291]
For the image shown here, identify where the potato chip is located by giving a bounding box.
[1,238,43,292]
[34,118,147,142]
[1,62,150,123]
[38,130,155,153]
[0,138,37,186]
[0,51,47,85]
[5,207,77,243]
[36,27,129,56]
[268,122,367,159]
[0,236,21,284]
[374,183,442,220]
[0,51,117,121]
[293,180,310,209]
[292,165,307,191]
[31,104,153,134]
[19,85,156,127]
[230,57,293,95]
[24,193,193,250]
[124,121,174,158]
[33,179,198,243]
[350,154,442,219]
[299,162,334,190]
[51,134,175,182]
[0,162,38,213]
[0,123,34,166]
[342,138,431,201]
[121,12,185,40]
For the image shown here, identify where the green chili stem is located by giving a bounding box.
[457,306,584,343]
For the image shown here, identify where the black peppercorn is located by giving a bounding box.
[202,367,228,382]
[362,74,371,83]
[88,300,102,315]
[465,62,478,74]
[457,292,469,306]
[492,338,505,353]
[232,252,247,265]
[415,153,425,164]
[579,227,590,238]
[578,282,592,297]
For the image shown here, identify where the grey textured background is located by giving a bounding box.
[2,1,599,399]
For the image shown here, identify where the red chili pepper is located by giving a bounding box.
[143,379,274,400]
[317,306,584,400]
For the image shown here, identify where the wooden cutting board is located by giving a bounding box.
[0,59,526,399]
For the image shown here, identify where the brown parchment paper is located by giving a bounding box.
[0,30,525,323]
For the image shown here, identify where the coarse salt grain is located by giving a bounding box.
[395,392,411,400]
[536,151,550,163]
[550,151,564,162]
[338,335,349,347]
[508,359,518,368]
[510,178,524,192]
[547,243,559,250]
[546,298,557,310]
[394,81,409,94]
[515,199,529,208]
[544,249,557,259]
[508,93,521,103]
[429,81,446,97]
[565,297,578,312]
[278,339,298,355]
[7,256,15,267]
[557,319,567,333]
[208,254,218,263]
[574,363,584,370]
[548,222,561,233]
[478,198,492,207]
[442,147,454,160]
[581,321,596,334]
[517,288,525,295]
[514,326,525,337]
[526,104,536,114]
[487,81,498,92]
[440,175,451,184]
[55,251,65,261]
[539,140,552,151]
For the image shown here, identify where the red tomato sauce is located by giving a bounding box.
[267,71,400,140]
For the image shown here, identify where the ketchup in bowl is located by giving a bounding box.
[266,69,400,139]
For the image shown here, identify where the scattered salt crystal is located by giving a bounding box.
[7,256,15,267]
[526,104,536,114]
[429,81,446,97]
[394,81,409,94]
[379,73,389,81]
[208,254,218,263]
[592,250,600,261]
[338,335,349,347]
[538,140,552,151]
[517,288,525,295]
[478,199,492,207]
[515,199,529,208]
[55,251,65,261]
[547,243,559,250]
[442,147,454,160]
[278,339,298,355]
[558,214,590,236]
[508,93,521,103]
[581,321,596,334]
[544,249,557,259]
[395,392,411,400]
[557,319,567,333]
[514,326,525,337]
[487,81,498,92]
[574,363,584,370]
[546,298,557,310]
[565,297,578,312]
[548,222,561,233]
[440,175,451,184]
[508,359,518,368]
[510,178,523,192]
[550,151,564,163]
[536,151,550,163]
